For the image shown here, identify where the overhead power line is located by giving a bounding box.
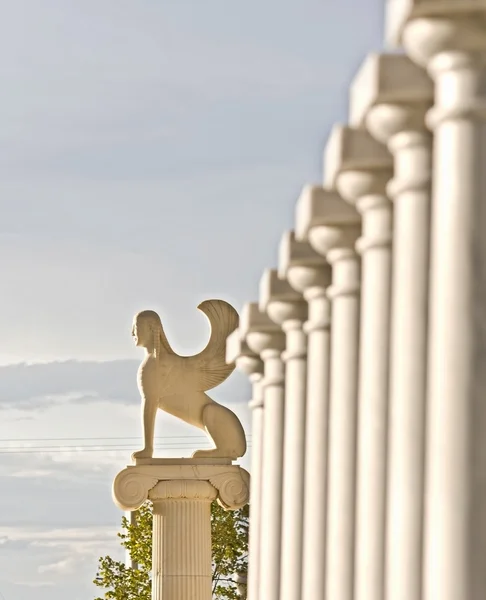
[0,435,251,442]
[0,447,252,455]
[0,434,252,454]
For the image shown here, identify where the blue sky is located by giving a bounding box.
[0,1,384,598]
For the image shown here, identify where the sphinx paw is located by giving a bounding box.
[131,448,153,460]
[192,448,235,459]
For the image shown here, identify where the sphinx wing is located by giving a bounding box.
[184,299,239,392]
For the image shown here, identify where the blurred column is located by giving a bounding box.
[389,3,486,598]
[241,303,285,600]
[296,185,361,600]
[326,125,393,600]
[226,330,264,600]
[284,190,334,600]
[350,51,433,600]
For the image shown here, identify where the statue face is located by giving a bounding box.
[132,316,150,347]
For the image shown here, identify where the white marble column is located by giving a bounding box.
[226,330,264,600]
[301,269,333,600]
[259,269,307,600]
[296,185,361,600]
[113,463,250,600]
[325,125,393,600]
[260,258,313,600]
[350,52,433,600]
[151,480,217,600]
[391,5,486,599]
[285,188,334,600]
[241,303,286,600]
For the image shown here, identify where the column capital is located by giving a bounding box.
[240,302,286,355]
[324,124,393,206]
[113,462,251,511]
[386,0,486,52]
[295,184,360,259]
[259,268,308,326]
[400,14,486,127]
[350,52,433,144]
[278,229,331,293]
[151,479,218,502]
[226,328,264,378]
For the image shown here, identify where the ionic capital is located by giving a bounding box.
[226,328,264,410]
[294,184,360,263]
[226,328,263,378]
[324,125,393,206]
[386,0,486,55]
[350,53,433,146]
[259,269,308,326]
[240,302,285,356]
[399,14,486,128]
[278,229,331,295]
[113,463,251,512]
[308,224,361,261]
[151,480,218,503]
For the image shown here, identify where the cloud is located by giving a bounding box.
[38,557,76,575]
[0,524,122,593]
[0,524,118,550]
[0,358,251,410]
[0,360,137,410]
[9,469,55,478]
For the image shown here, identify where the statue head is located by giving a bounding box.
[132,311,162,350]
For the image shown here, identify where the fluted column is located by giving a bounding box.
[326,125,393,600]
[226,330,264,600]
[241,303,286,600]
[391,5,486,599]
[113,463,250,600]
[296,185,361,600]
[351,52,434,600]
[151,480,217,600]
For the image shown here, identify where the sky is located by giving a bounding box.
[0,1,384,598]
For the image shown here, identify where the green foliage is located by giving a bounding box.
[94,501,248,600]
[211,503,249,599]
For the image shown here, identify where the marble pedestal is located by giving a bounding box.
[113,458,250,600]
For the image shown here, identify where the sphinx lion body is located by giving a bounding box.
[132,300,247,460]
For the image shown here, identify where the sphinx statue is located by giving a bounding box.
[131,299,247,460]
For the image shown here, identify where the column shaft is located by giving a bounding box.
[386,129,431,600]
[325,244,360,600]
[301,286,332,600]
[422,48,486,600]
[247,377,264,600]
[354,193,392,600]
[151,481,216,600]
[280,322,307,600]
[259,350,285,600]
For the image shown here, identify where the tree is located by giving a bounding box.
[94,501,249,600]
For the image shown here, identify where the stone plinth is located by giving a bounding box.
[113,460,250,600]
